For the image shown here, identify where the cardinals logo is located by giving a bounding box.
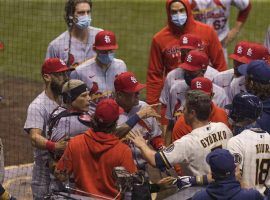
[90,82,99,95]
[173,99,183,119]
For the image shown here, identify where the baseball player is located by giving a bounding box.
[237,60,270,134]
[159,33,219,111]
[47,80,91,192]
[226,93,270,196]
[114,72,164,175]
[146,0,227,107]
[189,0,251,61]
[71,30,126,114]
[128,90,233,176]
[229,43,270,101]
[24,58,73,199]
[172,77,230,142]
[192,149,264,200]
[55,99,137,199]
[166,50,229,123]
[46,0,102,67]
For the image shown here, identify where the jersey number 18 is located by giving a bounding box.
[255,158,270,185]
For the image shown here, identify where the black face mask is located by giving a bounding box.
[184,72,197,86]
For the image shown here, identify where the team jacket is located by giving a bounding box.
[146,0,227,105]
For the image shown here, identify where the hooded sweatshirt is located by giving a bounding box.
[146,0,227,105]
[192,177,264,200]
[56,129,137,199]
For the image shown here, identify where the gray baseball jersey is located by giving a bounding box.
[159,66,218,105]
[189,0,250,42]
[24,91,58,199]
[117,101,162,171]
[46,26,102,66]
[48,107,89,142]
[158,122,233,176]
[0,138,4,184]
[227,128,270,195]
[166,80,229,121]
[70,58,127,113]
[213,68,234,102]
[229,76,246,101]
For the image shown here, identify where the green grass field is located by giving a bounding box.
[0,0,269,83]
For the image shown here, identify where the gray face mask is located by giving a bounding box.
[171,13,187,27]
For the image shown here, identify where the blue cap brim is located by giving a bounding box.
[237,63,249,76]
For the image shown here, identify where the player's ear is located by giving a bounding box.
[43,74,51,82]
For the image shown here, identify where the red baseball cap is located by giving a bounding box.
[95,98,121,124]
[229,41,249,62]
[94,30,118,51]
[179,50,209,71]
[179,34,204,50]
[191,77,213,95]
[41,58,74,74]
[114,72,145,93]
[238,43,269,64]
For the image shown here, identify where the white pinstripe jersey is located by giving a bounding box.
[117,101,162,170]
[159,66,218,105]
[46,26,102,66]
[228,129,270,195]
[166,80,229,121]
[229,76,246,101]
[70,58,127,113]
[189,0,250,41]
[213,68,234,102]
[160,122,232,176]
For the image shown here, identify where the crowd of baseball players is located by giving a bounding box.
[1,0,270,199]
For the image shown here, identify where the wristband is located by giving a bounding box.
[189,176,196,186]
[126,114,140,128]
[46,140,56,152]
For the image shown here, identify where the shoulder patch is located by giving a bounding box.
[233,153,242,164]
[163,143,175,153]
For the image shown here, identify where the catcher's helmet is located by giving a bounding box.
[225,92,263,123]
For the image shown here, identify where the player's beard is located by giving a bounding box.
[50,79,65,99]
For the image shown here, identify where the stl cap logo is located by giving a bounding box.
[130,76,137,84]
[186,54,192,62]
[237,46,243,54]
[196,81,202,89]
[183,37,188,44]
[59,59,66,66]
[247,48,253,57]
[104,35,111,44]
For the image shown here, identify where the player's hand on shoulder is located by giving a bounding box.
[126,130,147,149]
[137,103,161,119]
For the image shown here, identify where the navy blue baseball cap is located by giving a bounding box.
[206,149,235,179]
[238,60,270,84]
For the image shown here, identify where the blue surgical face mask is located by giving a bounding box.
[75,15,91,29]
[97,52,115,65]
[171,13,187,27]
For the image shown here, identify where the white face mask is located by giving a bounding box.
[75,15,91,29]
[171,13,187,27]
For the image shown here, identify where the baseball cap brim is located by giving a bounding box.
[237,63,249,76]
[122,83,146,93]
[229,54,243,63]
[179,63,200,71]
[237,56,251,64]
[95,44,119,51]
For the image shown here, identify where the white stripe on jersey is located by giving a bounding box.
[227,129,270,194]
[162,122,233,176]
